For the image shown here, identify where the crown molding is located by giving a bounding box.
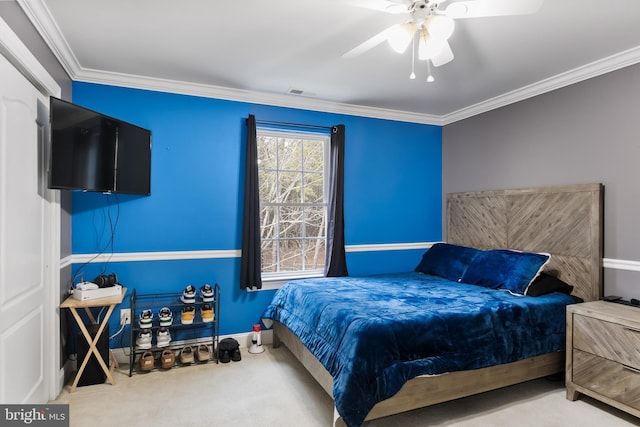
[18,0,81,78]
[440,46,640,125]
[20,0,640,127]
[72,67,445,125]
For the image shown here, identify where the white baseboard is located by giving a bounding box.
[110,329,273,365]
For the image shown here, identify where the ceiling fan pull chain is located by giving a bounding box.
[410,36,417,79]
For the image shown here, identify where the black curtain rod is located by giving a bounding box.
[255,119,333,132]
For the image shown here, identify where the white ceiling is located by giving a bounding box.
[20,0,640,124]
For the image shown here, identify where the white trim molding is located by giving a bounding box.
[71,249,241,264]
[346,242,435,253]
[603,258,640,272]
[68,242,436,265]
[440,46,640,125]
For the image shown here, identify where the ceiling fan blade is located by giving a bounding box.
[347,0,411,14]
[446,0,543,19]
[431,40,454,67]
[342,26,396,58]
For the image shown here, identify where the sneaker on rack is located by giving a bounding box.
[201,303,214,323]
[139,309,153,329]
[180,285,197,304]
[181,305,195,325]
[136,330,152,349]
[156,327,172,348]
[158,307,173,327]
[196,344,210,362]
[140,351,155,371]
[180,346,194,364]
[200,283,214,302]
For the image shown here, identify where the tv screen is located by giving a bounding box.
[49,97,151,195]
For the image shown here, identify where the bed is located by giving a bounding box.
[262,183,603,427]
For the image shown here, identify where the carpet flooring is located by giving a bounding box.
[50,345,640,426]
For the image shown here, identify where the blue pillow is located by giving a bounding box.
[415,243,481,282]
[460,249,550,295]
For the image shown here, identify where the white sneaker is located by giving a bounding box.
[139,309,153,329]
[136,330,152,349]
[200,284,214,302]
[180,285,196,304]
[156,327,172,348]
[158,307,173,326]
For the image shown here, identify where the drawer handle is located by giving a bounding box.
[623,364,640,374]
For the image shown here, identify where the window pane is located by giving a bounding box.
[258,170,277,203]
[260,206,277,240]
[305,206,326,238]
[279,206,303,239]
[304,239,326,270]
[278,138,302,170]
[303,140,324,172]
[257,136,277,169]
[303,171,324,203]
[279,239,303,271]
[261,239,277,273]
[278,171,302,203]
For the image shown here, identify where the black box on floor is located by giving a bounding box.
[76,323,109,386]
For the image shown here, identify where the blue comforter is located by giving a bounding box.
[262,272,575,427]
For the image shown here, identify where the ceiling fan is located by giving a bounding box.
[344,0,544,69]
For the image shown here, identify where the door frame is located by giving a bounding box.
[0,16,62,400]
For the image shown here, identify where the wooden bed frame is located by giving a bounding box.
[273,183,604,426]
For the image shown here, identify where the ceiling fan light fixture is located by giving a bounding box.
[387,22,416,53]
[426,15,455,40]
[445,2,468,19]
[418,30,444,60]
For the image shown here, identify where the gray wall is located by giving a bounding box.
[0,1,71,99]
[443,62,640,298]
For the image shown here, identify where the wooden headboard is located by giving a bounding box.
[446,183,603,302]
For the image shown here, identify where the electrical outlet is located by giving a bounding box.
[120,308,131,325]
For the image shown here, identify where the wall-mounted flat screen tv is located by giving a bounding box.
[48,97,151,195]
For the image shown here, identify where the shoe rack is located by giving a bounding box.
[128,285,220,376]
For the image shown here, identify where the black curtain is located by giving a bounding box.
[325,125,348,277]
[240,114,262,290]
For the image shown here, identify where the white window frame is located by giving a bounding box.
[257,128,330,285]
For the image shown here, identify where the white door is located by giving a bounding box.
[0,51,51,403]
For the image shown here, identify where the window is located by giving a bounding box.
[257,129,329,278]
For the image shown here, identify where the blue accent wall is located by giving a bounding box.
[70,82,442,342]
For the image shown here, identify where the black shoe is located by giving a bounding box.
[231,348,241,362]
[219,349,230,363]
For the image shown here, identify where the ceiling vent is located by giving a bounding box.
[288,88,316,97]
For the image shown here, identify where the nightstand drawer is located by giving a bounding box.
[573,314,640,369]
[573,349,640,410]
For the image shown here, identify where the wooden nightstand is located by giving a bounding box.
[566,300,640,417]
